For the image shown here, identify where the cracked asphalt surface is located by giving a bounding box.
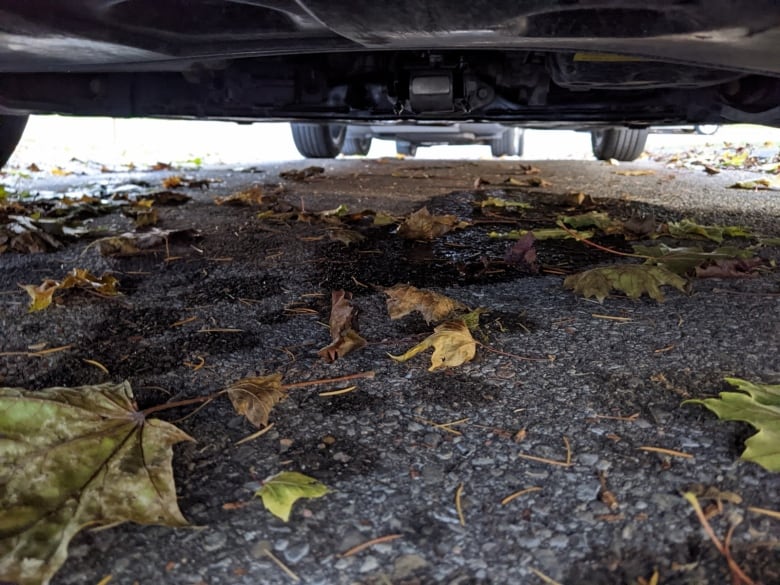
[1,153,779,585]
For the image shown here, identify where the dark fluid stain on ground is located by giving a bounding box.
[315,189,636,293]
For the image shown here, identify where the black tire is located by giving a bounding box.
[590,128,648,161]
[490,127,524,157]
[0,115,29,168]
[396,141,417,157]
[290,123,345,158]
[341,136,372,156]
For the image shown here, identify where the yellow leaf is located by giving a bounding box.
[255,471,329,522]
[19,280,59,312]
[226,374,287,428]
[390,320,476,371]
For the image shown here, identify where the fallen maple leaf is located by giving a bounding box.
[318,290,367,362]
[162,175,183,189]
[214,185,269,206]
[729,177,780,191]
[559,211,626,235]
[256,471,330,522]
[685,378,780,471]
[489,227,594,241]
[634,243,757,276]
[479,197,532,210]
[564,264,687,303]
[390,320,476,371]
[397,207,468,240]
[664,219,752,243]
[384,284,467,324]
[614,169,655,176]
[279,166,324,181]
[0,382,192,585]
[19,268,119,312]
[93,228,199,256]
[226,374,288,428]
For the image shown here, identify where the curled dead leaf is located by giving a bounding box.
[397,207,468,240]
[384,284,467,324]
[226,373,288,428]
[317,290,367,362]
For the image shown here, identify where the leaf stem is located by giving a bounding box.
[556,221,650,259]
[141,391,226,417]
[281,370,375,390]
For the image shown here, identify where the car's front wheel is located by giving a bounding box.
[291,123,346,158]
[490,127,524,157]
[0,114,29,168]
[590,128,648,162]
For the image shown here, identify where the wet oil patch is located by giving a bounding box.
[314,188,636,293]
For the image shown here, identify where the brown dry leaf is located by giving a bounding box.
[20,269,119,312]
[59,269,120,296]
[215,186,269,206]
[397,207,468,240]
[390,320,477,371]
[318,290,367,362]
[279,166,325,181]
[508,177,553,188]
[226,374,288,428]
[93,228,199,256]
[162,175,184,189]
[122,203,159,227]
[614,169,655,176]
[384,284,467,324]
[26,163,41,173]
[148,190,191,205]
[516,164,541,175]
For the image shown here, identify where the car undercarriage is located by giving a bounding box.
[0,1,779,129]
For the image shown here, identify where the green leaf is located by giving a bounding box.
[0,382,192,585]
[665,219,752,243]
[559,211,620,232]
[256,471,330,522]
[478,197,532,210]
[633,243,756,275]
[563,264,687,303]
[685,378,780,472]
[488,227,594,240]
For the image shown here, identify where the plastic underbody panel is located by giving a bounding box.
[0,1,779,127]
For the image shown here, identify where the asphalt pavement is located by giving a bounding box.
[1,148,779,585]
